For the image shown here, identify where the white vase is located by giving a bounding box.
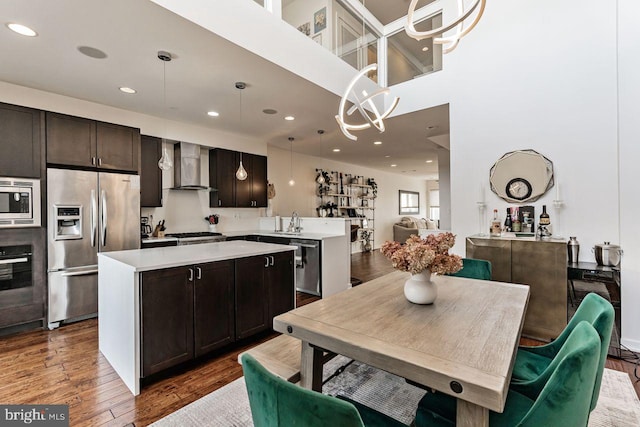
[404,270,437,304]
[208,224,217,232]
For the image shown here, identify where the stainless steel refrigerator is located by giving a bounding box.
[47,168,140,329]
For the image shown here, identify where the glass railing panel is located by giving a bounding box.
[387,13,443,86]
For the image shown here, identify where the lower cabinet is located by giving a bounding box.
[235,252,294,339]
[141,266,194,377]
[140,254,293,376]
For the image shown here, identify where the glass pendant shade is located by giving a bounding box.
[158,141,173,171]
[236,160,248,180]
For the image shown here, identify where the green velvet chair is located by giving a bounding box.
[414,321,601,427]
[241,353,408,427]
[513,292,614,411]
[447,258,492,281]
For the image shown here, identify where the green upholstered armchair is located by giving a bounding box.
[447,258,492,281]
[513,292,614,411]
[414,321,601,427]
[241,353,408,427]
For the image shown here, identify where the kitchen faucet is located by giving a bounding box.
[288,211,302,233]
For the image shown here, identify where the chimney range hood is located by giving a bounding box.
[172,142,209,190]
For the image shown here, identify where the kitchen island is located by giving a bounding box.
[98,241,295,395]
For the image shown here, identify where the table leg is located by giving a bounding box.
[457,400,489,427]
[300,340,323,392]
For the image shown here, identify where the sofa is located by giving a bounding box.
[393,216,440,243]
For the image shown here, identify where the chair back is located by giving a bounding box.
[519,321,601,426]
[448,258,491,280]
[552,293,614,410]
[241,353,365,427]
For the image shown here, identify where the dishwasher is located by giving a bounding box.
[289,239,321,296]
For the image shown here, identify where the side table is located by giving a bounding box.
[567,262,621,357]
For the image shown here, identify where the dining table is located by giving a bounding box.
[273,270,530,427]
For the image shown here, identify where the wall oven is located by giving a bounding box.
[0,177,41,227]
[0,245,33,291]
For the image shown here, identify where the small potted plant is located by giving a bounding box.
[360,229,372,252]
[205,214,220,232]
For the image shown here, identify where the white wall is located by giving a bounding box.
[282,0,331,50]
[618,0,640,350]
[267,145,429,250]
[391,0,638,348]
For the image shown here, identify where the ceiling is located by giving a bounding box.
[0,0,448,180]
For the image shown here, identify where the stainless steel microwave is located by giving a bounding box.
[0,177,41,228]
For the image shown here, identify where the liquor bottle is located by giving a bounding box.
[539,205,550,226]
[490,209,502,236]
[504,208,512,232]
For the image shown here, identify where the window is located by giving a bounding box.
[399,190,420,214]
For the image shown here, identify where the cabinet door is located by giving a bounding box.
[209,149,236,207]
[140,135,162,207]
[235,256,268,339]
[250,154,268,207]
[465,238,512,282]
[46,112,96,167]
[194,260,235,357]
[267,251,295,321]
[141,266,194,376]
[96,121,140,172]
[0,103,42,178]
[235,154,253,207]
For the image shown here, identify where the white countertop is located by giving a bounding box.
[141,236,178,244]
[224,230,344,240]
[99,241,295,272]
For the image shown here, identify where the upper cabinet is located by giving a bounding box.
[0,102,43,178]
[236,153,267,208]
[140,135,163,207]
[46,112,140,173]
[210,149,267,208]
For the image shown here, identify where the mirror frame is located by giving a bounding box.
[489,149,554,203]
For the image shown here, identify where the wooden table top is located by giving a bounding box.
[273,270,530,412]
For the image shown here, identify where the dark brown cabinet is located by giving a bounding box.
[46,112,140,173]
[194,261,235,356]
[209,148,237,208]
[236,153,268,208]
[0,102,43,178]
[141,266,194,376]
[235,252,294,339]
[141,260,237,375]
[209,149,267,208]
[140,135,163,207]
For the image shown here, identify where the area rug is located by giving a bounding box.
[151,358,640,426]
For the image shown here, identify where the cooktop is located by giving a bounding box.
[165,232,223,238]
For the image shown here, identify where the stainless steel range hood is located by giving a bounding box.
[172,142,209,190]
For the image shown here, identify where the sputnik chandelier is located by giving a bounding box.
[335,64,400,141]
[405,0,486,54]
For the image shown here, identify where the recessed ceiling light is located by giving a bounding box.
[284,116,295,121]
[391,164,397,167]
[422,46,429,52]
[385,155,391,158]
[263,109,278,115]
[332,148,341,152]
[119,87,136,94]
[373,141,382,145]
[425,160,433,163]
[6,23,37,37]
[207,111,220,117]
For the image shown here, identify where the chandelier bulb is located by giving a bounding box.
[236,160,248,181]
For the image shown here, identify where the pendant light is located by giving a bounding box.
[288,137,295,186]
[315,130,326,184]
[335,0,399,141]
[157,51,174,171]
[235,82,249,181]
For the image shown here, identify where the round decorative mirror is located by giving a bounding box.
[489,149,554,203]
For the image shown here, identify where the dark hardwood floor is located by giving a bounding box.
[0,250,637,426]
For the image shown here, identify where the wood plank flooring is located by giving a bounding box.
[0,249,637,426]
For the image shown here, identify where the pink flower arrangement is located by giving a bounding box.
[381,232,463,275]
[205,214,219,225]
